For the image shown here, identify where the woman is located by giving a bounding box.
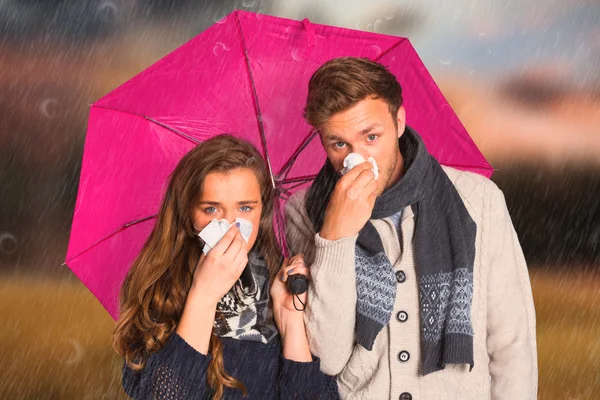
[112,135,339,399]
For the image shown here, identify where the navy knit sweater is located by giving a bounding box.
[122,333,339,399]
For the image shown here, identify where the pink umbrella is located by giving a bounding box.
[65,10,492,320]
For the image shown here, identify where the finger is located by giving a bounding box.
[284,263,298,276]
[279,267,289,283]
[364,178,379,196]
[368,191,378,205]
[291,253,305,264]
[283,256,305,275]
[348,169,376,198]
[340,161,372,181]
[222,231,244,261]
[289,266,311,280]
[288,256,305,267]
[234,233,248,260]
[232,247,249,274]
[211,226,239,255]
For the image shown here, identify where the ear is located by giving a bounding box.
[396,106,406,138]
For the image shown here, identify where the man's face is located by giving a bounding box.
[320,97,406,195]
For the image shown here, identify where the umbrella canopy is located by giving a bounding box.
[65,10,492,320]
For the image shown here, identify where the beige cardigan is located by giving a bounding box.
[285,167,538,400]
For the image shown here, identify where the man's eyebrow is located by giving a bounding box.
[359,124,383,135]
[323,133,345,142]
[323,124,384,141]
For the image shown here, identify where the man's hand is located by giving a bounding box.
[320,161,378,241]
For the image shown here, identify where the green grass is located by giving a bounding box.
[0,269,598,399]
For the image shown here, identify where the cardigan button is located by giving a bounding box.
[396,270,407,283]
[400,393,412,400]
[398,350,410,362]
[396,311,408,323]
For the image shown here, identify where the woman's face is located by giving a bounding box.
[192,167,263,250]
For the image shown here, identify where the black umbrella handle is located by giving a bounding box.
[287,274,308,295]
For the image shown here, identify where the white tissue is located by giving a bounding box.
[340,153,379,180]
[198,218,253,255]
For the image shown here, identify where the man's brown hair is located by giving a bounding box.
[303,57,403,129]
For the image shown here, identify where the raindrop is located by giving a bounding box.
[385,14,394,20]
[291,48,307,62]
[281,26,292,40]
[63,338,86,366]
[478,32,487,38]
[487,49,493,56]
[213,42,231,56]
[438,58,452,65]
[213,14,227,24]
[242,0,257,7]
[97,1,118,24]
[366,23,374,31]
[374,20,384,32]
[368,45,382,58]
[256,9,265,19]
[0,233,17,255]
[39,98,60,118]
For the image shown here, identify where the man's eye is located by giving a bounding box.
[367,134,378,141]
[334,142,346,149]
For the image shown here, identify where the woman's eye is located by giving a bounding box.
[334,142,346,149]
[240,206,252,212]
[204,207,217,213]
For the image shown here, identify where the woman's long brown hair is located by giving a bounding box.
[112,135,281,399]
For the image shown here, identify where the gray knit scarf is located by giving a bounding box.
[305,127,476,375]
[214,251,278,343]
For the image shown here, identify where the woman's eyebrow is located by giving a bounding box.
[198,200,259,205]
[198,201,221,206]
[237,200,259,205]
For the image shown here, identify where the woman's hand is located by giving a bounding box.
[270,255,309,332]
[189,225,249,305]
[270,254,313,362]
[176,226,248,355]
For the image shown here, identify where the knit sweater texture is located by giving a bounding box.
[122,332,340,399]
[284,166,538,400]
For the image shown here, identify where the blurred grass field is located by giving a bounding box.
[0,268,599,399]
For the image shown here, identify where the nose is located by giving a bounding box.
[222,209,236,225]
[355,145,370,161]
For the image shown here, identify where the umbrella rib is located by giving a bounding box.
[279,174,318,185]
[92,105,201,145]
[274,198,290,257]
[281,180,312,192]
[374,37,407,62]
[276,129,320,180]
[144,116,201,144]
[234,10,277,190]
[65,214,157,264]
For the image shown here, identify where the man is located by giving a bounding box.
[284,57,537,400]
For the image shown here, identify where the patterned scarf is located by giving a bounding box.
[305,126,476,375]
[214,251,278,343]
